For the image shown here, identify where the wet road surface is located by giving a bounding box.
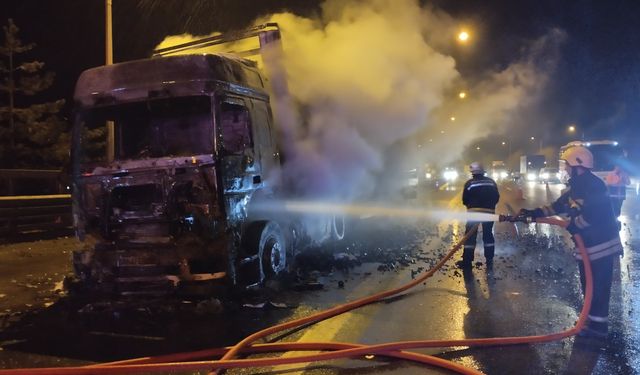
[0,181,638,374]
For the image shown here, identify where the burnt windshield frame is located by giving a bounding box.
[217,99,254,156]
[79,96,214,161]
[73,110,108,171]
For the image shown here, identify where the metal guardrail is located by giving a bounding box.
[0,169,72,236]
[0,194,72,235]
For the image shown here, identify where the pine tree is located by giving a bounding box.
[0,18,68,168]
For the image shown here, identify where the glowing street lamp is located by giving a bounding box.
[450,116,456,121]
[457,30,470,43]
[567,124,584,140]
[458,91,467,99]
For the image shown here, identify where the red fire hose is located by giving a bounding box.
[0,218,593,375]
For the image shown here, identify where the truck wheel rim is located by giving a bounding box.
[266,238,285,274]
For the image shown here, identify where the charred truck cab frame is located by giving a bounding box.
[70,24,345,295]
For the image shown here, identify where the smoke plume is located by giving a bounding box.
[155,0,565,200]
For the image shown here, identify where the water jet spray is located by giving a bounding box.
[253,200,501,222]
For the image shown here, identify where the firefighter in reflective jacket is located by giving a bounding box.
[519,146,623,339]
[605,165,630,231]
[457,162,500,269]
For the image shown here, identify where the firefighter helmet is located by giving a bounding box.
[469,162,485,174]
[561,146,593,169]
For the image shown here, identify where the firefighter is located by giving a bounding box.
[457,162,500,269]
[605,165,630,231]
[518,146,622,339]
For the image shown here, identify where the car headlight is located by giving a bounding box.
[444,170,458,181]
[541,173,549,179]
[500,171,508,178]
[527,173,537,181]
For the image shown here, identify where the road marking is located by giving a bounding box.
[270,194,466,373]
[271,280,386,373]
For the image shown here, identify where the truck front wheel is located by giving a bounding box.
[243,221,287,284]
[259,222,287,279]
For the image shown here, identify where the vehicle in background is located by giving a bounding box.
[420,164,441,189]
[559,140,624,183]
[69,24,345,296]
[538,167,561,184]
[442,167,459,183]
[490,160,509,181]
[520,154,546,182]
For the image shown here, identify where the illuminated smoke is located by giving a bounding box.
[424,28,566,171]
[155,0,565,201]
[261,0,564,199]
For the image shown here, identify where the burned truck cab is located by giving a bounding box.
[71,54,286,294]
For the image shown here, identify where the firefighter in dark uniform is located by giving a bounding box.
[457,162,500,269]
[518,146,622,339]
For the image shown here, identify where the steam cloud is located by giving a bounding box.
[156,0,565,201]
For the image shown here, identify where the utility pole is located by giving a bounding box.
[8,38,14,160]
[105,0,114,161]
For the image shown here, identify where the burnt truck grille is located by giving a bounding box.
[110,184,163,214]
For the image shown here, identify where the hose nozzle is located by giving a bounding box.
[498,214,533,223]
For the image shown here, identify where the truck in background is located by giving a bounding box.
[520,154,546,181]
[69,24,345,295]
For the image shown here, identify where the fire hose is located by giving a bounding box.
[0,216,593,375]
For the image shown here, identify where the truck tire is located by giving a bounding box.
[243,221,287,284]
[259,221,287,279]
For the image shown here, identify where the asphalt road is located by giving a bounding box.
[0,181,639,374]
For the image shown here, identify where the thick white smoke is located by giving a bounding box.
[261,0,564,200]
[263,0,458,200]
[155,0,565,201]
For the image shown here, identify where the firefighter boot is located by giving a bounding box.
[578,321,608,340]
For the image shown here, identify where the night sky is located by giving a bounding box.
[1,0,639,153]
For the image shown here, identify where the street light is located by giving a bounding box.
[457,30,470,43]
[458,91,467,99]
[567,124,584,140]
